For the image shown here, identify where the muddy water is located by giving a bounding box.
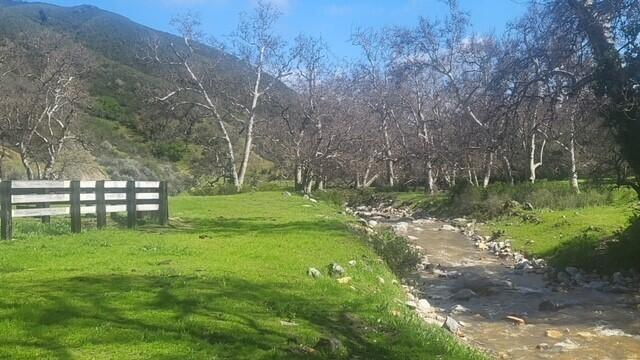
[400,219,640,359]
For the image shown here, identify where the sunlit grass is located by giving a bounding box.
[0,192,484,359]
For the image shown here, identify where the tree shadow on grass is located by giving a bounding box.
[539,217,640,274]
[141,217,351,239]
[0,274,413,359]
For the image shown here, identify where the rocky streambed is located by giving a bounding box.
[348,205,640,359]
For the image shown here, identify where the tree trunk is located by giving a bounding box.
[503,155,514,186]
[237,47,265,191]
[294,164,303,190]
[483,152,494,188]
[381,117,395,186]
[569,124,580,193]
[426,160,436,194]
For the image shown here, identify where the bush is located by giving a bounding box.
[152,142,187,162]
[369,230,420,277]
[189,178,238,196]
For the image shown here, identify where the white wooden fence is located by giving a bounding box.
[0,180,169,239]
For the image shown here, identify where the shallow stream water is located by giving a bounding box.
[397,218,640,359]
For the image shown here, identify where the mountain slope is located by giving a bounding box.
[0,0,286,191]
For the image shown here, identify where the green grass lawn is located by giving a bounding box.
[0,192,483,359]
[485,203,637,272]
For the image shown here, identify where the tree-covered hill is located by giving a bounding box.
[0,0,286,190]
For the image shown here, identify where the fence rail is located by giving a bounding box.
[0,180,169,239]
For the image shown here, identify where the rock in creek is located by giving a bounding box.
[440,224,457,232]
[539,300,560,312]
[450,288,477,301]
[443,316,461,334]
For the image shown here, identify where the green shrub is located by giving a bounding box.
[369,230,420,277]
[152,142,188,162]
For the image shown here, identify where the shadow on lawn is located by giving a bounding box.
[0,274,407,360]
[148,216,351,239]
[541,216,640,274]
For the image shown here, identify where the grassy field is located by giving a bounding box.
[485,204,637,272]
[0,192,483,359]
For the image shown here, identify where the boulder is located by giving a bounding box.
[417,298,432,313]
[307,267,322,278]
[442,316,461,334]
[329,263,345,277]
[450,304,470,315]
[440,224,457,231]
[450,288,477,301]
[538,300,560,312]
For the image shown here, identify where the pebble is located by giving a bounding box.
[545,329,564,339]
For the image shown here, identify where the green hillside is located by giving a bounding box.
[0,0,286,191]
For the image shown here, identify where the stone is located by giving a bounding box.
[307,267,322,278]
[440,224,457,231]
[450,304,470,314]
[405,300,417,309]
[452,218,468,227]
[377,276,385,284]
[393,222,409,234]
[576,331,594,338]
[407,235,419,241]
[283,191,292,197]
[450,288,477,301]
[280,320,299,326]
[367,220,378,227]
[524,202,534,211]
[348,260,357,267]
[556,271,572,284]
[506,315,525,325]
[545,329,563,339]
[315,337,345,354]
[552,339,580,352]
[329,263,345,277]
[539,300,560,312]
[612,272,626,285]
[417,298,432,313]
[336,277,352,284]
[536,343,550,351]
[442,316,461,334]
[565,266,579,276]
[309,198,318,203]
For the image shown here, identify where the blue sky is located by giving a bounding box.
[32,0,528,59]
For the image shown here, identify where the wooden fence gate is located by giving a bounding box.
[0,180,169,240]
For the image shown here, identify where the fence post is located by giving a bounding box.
[96,180,106,229]
[126,180,136,229]
[70,180,81,233]
[41,188,50,224]
[1,181,12,240]
[158,181,169,226]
